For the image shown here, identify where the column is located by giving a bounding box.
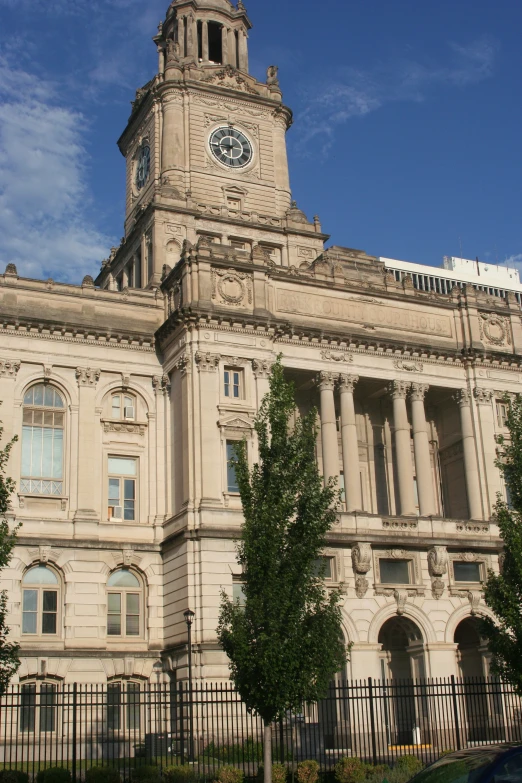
[338,374,362,511]
[390,381,416,516]
[238,29,248,71]
[317,372,339,486]
[161,93,184,176]
[410,383,436,517]
[74,368,101,525]
[457,390,484,520]
[202,20,209,61]
[474,388,501,518]
[178,16,186,57]
[228,28,237,67]
[221,25,229,65]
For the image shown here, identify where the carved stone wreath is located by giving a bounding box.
[211,267,253,308]
[479,312,511,347]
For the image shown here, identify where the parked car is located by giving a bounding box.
[409,744,522,782]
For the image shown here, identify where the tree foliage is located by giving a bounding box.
[482,395,522,692]
[0,417,20,690]
[217,358,347,725]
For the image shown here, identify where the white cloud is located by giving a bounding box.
[0,57,111,283]
[296,38,497,156]
[504,254,522,270]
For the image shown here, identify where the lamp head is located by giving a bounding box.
[184,608,195,626]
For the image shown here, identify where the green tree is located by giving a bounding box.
[482,395,522,692]
[0,416,19,690]
[218,359,347,783]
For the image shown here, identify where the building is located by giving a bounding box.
[0,0,517,698]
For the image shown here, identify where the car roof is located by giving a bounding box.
[438,744,522,759]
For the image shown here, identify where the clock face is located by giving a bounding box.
[209,127,253,168]
[136,145,150,190]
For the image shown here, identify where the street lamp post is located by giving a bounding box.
[183,609,195,761]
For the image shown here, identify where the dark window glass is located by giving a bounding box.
[380,559,410,584]
[226,441,239,493]
[40,684,56,733]
[313,557,332,579]
[107,593,122,636]
[42,591,57,634]
[126,683,140,730]
[107,684,121,730]
[20,684,36,732]
[454,562,481,582]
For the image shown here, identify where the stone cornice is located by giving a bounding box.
[0,322,156,351]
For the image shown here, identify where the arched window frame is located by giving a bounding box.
[110,391,137,422]
[21,564,62,639]
[106,569,144,640]
[106,677,145,732]
[21,383,65,497]
[19,678,62,735]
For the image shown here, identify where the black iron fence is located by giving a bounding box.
[0,678,521,780]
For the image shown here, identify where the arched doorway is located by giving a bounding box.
[454,617,501,742]
[317,646,350,751]
[378,617,427,746]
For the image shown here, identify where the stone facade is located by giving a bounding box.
[0,0,514,689]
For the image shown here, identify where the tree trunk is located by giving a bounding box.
[264,722,272,783]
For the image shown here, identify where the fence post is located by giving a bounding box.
[450,676,461,751]
[72,683,78,783]
[368,678,378,766]
[179,682,185,765]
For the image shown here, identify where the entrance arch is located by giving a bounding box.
[378,616,426,680]
[455,617,487,679]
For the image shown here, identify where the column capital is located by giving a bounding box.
[152,374,171,394]
[252,358,273,379]
[338,374,359,393]
[316,371,338,391]
[76,367,100,387]
[474,387,493,405]
[389,380,410,400]
[195,351,221,373]
[410,383,429,401]
[455,388,471,407]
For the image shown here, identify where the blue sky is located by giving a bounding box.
[0,0,520,283]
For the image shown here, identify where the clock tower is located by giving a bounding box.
[95,0,327,291]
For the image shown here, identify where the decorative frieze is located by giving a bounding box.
[321,349,354,364]
[479,312,511,347]
[152,374,171,394]
[252,358,272,378]
[394,589,408,616]
[102,420,146,436]
[382,519,418,531]
[352,542,371,599]
[393,359,424,373]
[195,352,221,372]
[0,359,20,378]
[474,387,493,405]
[428,546,448,577]
[76,368,101,387]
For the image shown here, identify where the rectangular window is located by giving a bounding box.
[42,591,57,634]
[107,593,122,636]
[233,582,246,606]
[380,559,411,584]
[22,590,37,634]
[21,409,64,494]
[226,441,239,493]
[454,562,482,583]
[20,684,36,732]
[224,369,242,399]
[108,457,137,521]
[313,557,333,580]
[496,401,509,428]
[40,684,57,733]
[126,683,141,731]
[107,683,121,730]
[126,594,140,636]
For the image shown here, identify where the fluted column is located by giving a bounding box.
[411,383,436,517]
[390,381,416,516]
[457,390,484,520]
[317,372,339,486]
[338,374,361,511]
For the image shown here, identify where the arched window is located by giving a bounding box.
[22,566,59,636]
[21,384,64,496]
[107,570,143,638]
[111,392,136,421]
[20,681,59,733]
[107,680,142,731]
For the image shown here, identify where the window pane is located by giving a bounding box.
[224,371,230,397]
[108,457,137,476]
[44,386,55,407]
[107,684,121,730]
[233,583,246,606]
[33,385,44,406]
[107,615,122,635]
[454,562,481,582]
[112,396,121,418]
[126,593,139,614]
[24,388,34,405]
[32,427,43,478]
[226,441,239,492]
[124,479,135,501]
[380,559,410,584]
[108,570,140,588]
[23,589,38,610]
[21,426,33,476]
[313,557,332,579]
[20,684,36,732]
[127,684,140,730]
[108,593,122,612]
[109,478,120,502]
[126,615,140,636]
[40,684,56,733]
[52,429,63,480]
[42,428,53,477]
[43,591,57,612]
[23,567,58,585]
[42,611,57,635]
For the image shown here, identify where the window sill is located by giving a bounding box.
[374,583,425,597]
